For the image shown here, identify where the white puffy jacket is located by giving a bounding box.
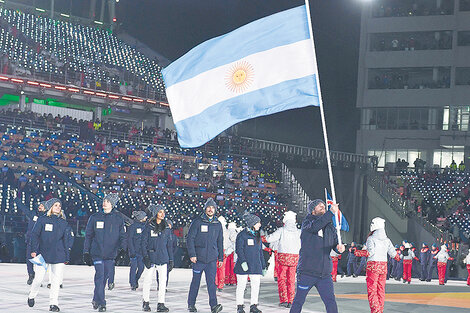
[225,227,238,256]
[435,245,451,263]
[464,252,470,265]
[365,228,397,262]
[265,220,301,254]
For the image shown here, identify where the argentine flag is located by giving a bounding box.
[162,5,320,148]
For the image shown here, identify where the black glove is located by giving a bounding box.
[115,249,126,262]
[168,260,174,272]
[83,252,93,266]
[144,255,151,269]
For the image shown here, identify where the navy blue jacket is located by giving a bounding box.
[26,214,39,246]
[420,247,431,266]
[127,221,146,257]
[30,214,70,264]
[297,211,339,278]
[234,229,266,275]
[141,219,173,265]
[83,210,127,261]
[186,213,223,263]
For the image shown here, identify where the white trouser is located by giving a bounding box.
[236,274,261,305]
[48,267,64,284]
[142,264,167,304]
[29,263,65,306]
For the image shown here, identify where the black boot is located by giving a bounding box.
[157,303,169,312]
[142,301,151,312]
[92,301,99,310]
[131,285,137,291]
[27,298,35,307]
[27,274,35,285]
[250,304,262,313]
[237,304,245,313]
[98,305,106,312]
[47,283,51,289]
[211,304,223,313]
[188,304,197,312]
[108,283,114,290]
[49,305,60,312]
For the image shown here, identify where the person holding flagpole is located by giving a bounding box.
[289,199,345,313]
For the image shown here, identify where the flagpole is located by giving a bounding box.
[304,0,342,245]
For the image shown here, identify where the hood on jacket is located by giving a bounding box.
[370,228,388,240]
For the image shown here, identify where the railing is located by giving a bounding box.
[241,137,374,166]
[281,163,310,215]
[368,172,449,240]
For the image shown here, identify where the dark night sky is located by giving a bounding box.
[117,0,362,153]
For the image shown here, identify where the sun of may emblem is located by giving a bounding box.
[225,60,254,93]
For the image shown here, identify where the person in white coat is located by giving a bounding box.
[265,211,301,308]
[464,250,470,286]
[354,217,398,313]
[225,222,238,286]
[401,242,419,284]
[435,244,453,285]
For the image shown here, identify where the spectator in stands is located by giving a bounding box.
[83,193,127,312]
[459,161,466,172]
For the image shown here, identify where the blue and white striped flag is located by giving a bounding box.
[162,5,320,148]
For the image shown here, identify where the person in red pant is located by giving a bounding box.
[265,211,301,308]
[464,250,470,286]
[330,250,341,282]
[435,244,453,285]
[355,217,399,313]
[401,242,419,284]
[225,222,238,285]
[215,216,229,291]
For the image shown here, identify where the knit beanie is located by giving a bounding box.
[204,198,217,212]
[103,193,119,208]
[243,211,261,228]
[307,199,325,214]
[45,198,61,211]
[132,210,147,221]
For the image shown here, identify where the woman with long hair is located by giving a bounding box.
[27,198,71,312]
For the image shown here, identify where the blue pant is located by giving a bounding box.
[129,255,144,287]
[26,245,34,275]
[426,260,436,280]
[289,274,338,313]
[346,261,356,276]
[393,260,403,279]
[93,260,114,306]
[106,261,115,285]
[420,262,428,280]
[354,258,366,276]
[187,261,217,308]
